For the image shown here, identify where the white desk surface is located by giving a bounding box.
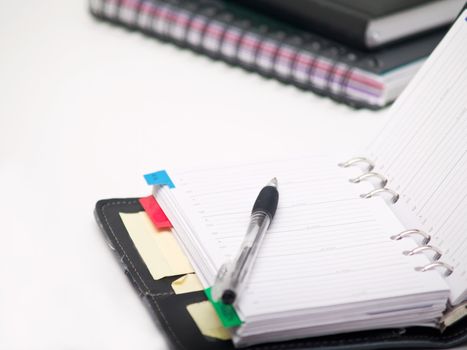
[1,1,458,350]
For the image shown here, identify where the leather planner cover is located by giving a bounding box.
[94,198,467,350]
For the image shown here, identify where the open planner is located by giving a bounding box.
[150,10,467,347]
[95,9,467,350]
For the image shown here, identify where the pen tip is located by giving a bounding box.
[221,290,236,305]
[268,177,278,187]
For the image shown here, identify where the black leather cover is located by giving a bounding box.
[94,198,467,350]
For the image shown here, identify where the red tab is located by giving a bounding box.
[139,195,173,229]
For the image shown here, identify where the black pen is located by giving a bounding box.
[212,178,279,305]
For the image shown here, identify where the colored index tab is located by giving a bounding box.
[139,195,172,229]
[205,287,242,328]
[144,170,175,188]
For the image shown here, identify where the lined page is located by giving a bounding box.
[161,157,448,319]
[367,11,467,304]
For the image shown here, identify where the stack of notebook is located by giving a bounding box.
[89,0,463,109]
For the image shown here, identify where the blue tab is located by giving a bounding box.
[144,170,175,188]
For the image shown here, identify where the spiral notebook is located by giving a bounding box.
[88,0,446,109]
[145,10,467,347]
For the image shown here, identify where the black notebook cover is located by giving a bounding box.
[235,0,451,49]
[94,197,467,350]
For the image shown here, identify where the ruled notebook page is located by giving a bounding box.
[162,157,448,320]
[367,11,467,304]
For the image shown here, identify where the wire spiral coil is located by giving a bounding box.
[340,157,453,277]
[391,229,453,276]
[339,156,399,203]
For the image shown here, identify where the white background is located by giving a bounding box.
[1,1,460,349]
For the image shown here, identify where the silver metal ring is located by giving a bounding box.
[390,229,431,245]
[415,261,454,276]
[338,157,375,171]
[360,188,399,203]
[403,245,442,261]
[349,171,388,187]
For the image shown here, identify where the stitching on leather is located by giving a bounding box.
[101,200,175,296]
[147,294,187,350]
[100,200,186,349]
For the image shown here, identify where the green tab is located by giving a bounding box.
[204,287,243,328]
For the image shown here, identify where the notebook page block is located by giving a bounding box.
[367,11,467,304]
[160,156,449,320]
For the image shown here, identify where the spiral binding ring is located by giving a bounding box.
[338,157,375,172]
[403,245,442,261]
[360,188,400,203]
[349,171,388,187]
[391,230,454,276]
[415,262,454,276]
[339,157,398,203]
[390,229,431,245]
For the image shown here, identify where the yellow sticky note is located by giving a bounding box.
[171,273,204,294]
[186,301,232,341]
[119,212,194,280]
